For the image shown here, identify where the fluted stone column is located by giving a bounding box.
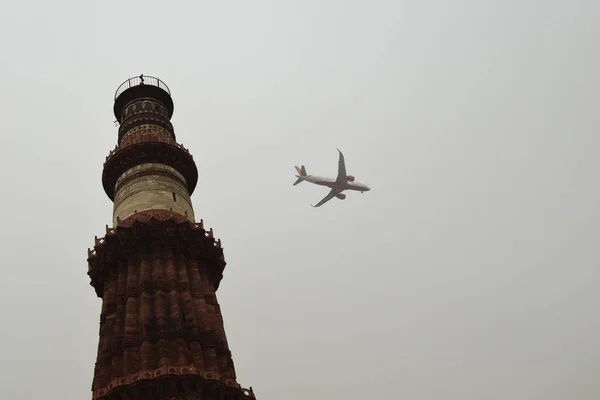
[87,76,255,400]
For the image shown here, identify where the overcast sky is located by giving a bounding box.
[1,1,599,399]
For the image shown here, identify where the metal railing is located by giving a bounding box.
[114,74,171,100]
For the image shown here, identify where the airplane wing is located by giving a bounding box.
[335,148,347,182]
[311,188,342,208]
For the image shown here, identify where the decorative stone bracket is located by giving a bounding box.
[93,367,256,400]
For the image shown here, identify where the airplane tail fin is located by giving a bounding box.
[295,165,307,176]
[293,165,307,185]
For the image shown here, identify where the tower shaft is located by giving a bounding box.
[87,76,255,400]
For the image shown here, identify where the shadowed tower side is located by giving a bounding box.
[87,75,256,400]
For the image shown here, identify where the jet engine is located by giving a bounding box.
[336,193,346,200]
[346,175,355,182]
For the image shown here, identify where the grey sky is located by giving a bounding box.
[1,0,599,399]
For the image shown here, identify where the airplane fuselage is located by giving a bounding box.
[295,174,371,192]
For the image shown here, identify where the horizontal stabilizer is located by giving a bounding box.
[293,165,307,185]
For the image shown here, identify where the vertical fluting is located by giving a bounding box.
[115,260,128,382]
[92,250,238,389]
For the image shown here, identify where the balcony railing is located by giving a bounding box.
[114,75,171,100]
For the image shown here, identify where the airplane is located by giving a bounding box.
[293,149,371,207]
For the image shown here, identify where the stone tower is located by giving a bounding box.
[87,75,256,400]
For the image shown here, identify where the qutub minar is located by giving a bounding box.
[87,75,256,400]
